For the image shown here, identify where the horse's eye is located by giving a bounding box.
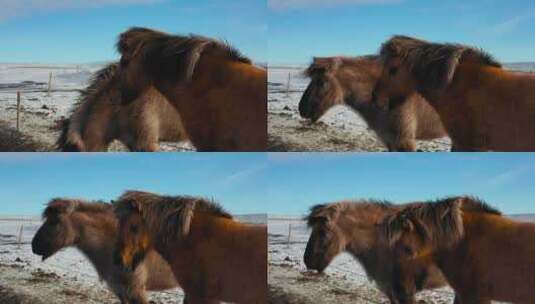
[130,224,139,234]
[389,66,398,76]
[401,245,414,256]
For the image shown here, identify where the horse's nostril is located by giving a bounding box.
[113,250,122,266]
[371,91,377,103]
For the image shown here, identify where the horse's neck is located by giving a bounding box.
[157,215,259,256]
[346,100,382,126]
[72,213,116,275]
[351,249,382,280]
[198,57,264,92]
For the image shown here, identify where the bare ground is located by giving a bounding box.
[0,263,118,304]
[268,111,386,152]
[269,264,388,304]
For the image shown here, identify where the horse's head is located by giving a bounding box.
[113,197,152,272]
[299,57,345,122]
[383,197,466,260]
[384,214,432,260]
[32,199,80,260]
[303,204,350,272]
[116,27,157,104]
[373,35,501,111]
[300,56,383,122]
[372,38,419,111]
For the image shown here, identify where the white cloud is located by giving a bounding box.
[487,165,534,187]
[221,164,269,186]
[488,13,535,36]
[268,0,403,11]
[0,0,162,22]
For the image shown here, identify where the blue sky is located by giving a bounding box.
[0,153,269,216]
[0,153,534,216]
[0,0,266,63]
[269,0,535,64]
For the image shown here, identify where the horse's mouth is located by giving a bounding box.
[306,264,326,273]
[304,258,327,273]
[37,252,53,261]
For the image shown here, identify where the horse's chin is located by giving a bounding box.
[305,259,328,273]
[389,95,407,109]
[38,252,53,261]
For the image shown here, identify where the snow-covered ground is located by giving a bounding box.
[0,214,265,303]
[268,63,535,152]
[0,63,193,151]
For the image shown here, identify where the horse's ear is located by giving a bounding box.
[179,40,211,82]
[440,197,465,242]
[307,205,337,227]
[167,200,197,239]
[417,47,465,91]
[402,218,415,232]
[410,218,431,242]
[306,57,341,77]
[124,198,141,212]
[45,199,77,217]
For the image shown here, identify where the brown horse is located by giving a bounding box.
[383,196,535,303]
[58,63,188,151]
[372,35,535,151]
[300,56,446,151]
[116,27,267,151]
[113,191,267,304]
[304,200,450,304]
[31,198,178,304]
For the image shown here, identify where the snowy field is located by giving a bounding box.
[0,63,194,151]
[268,63,535,152]
[269,215,534,303]
[0,214,266,303]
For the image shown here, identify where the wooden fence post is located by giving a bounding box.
[17,224,23,248]
[286,72,291,96]
[16,91,21,130]
[47,72,52,96]
[287,223,292,245]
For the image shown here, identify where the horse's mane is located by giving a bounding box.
[304,55,379,77]
[56,63,119,150]
[379,35,501,90]
[115,190,233,244]
[81,63,119,100]
[43,198,111,218]
[117,27,251,84]
[383,196,501,249]
[305,199,394,227]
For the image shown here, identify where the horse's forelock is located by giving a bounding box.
[304,57,342,78]
[43,199,80,218]
[305,204,335,227]
[117,27,165,55]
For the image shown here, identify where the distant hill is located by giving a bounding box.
[510,214,535,222]
[502,62,535,72]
